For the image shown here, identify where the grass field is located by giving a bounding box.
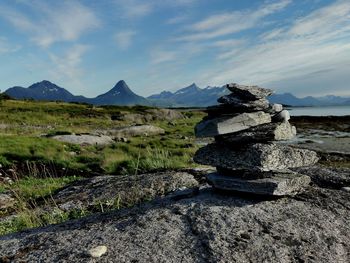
[0,98,205,235]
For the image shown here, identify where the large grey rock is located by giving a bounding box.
[51,171,199,212]
[51,134,114,146]
[1,186,350,262]
[206,171,311,196]
[195,111,271,138]
[217,95,270,111]
[226,83,273,100]
[194,143,319,171]
[216,121,297,143]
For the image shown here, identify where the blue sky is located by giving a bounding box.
[0,0,349,97]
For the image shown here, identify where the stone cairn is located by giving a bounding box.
[194,83,319,196]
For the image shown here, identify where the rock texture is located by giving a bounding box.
[207,171,311,196]
[195,111,271,138]
[51,171,199,213]
[0,186,349,262]
[216,122,296,143]
[194,143,319,171]
[226,83,273,100]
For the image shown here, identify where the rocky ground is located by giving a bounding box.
[0,115,349,262]
[0,161,349,262]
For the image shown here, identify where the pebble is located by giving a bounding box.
[88,245,108,258]
[341,187,350,193]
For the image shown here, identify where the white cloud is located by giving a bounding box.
[114,30,136,50]
[49,45,90,87]
[0,37,21,54]
[151,49,178,64]
[0,1,100,48]
[196,0,350,96]
[176,0,291,42]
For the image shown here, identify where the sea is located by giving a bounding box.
[288,105,350,116]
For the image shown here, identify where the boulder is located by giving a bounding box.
[216,122,296,143]
[206,170,311,196]
[271,103,283,112]
[195,111,271,138]
[194,143,319,171]
[217,95,270,111]
[226,83,273,100]
[52,171,199,212]
[51,134,114,146]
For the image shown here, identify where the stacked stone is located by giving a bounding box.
[194,83,319,196]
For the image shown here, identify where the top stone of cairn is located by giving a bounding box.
[226,83,273,100]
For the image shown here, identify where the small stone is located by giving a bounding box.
[0,193,16,210]
[273,110,290,122]
[206,171,311,196]
[194,143,319,171]
[195,111,271,138]
[341,187,350,193]
[271,104,283,112]
[226,83,273,100]
[88,245,107,258]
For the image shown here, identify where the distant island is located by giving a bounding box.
[3,80,350,107]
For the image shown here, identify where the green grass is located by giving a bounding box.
[0,99,205,235]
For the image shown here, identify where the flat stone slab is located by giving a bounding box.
[217,96,270,111]
[216,121,296,143]
[51,134,114,146]
[195,111,271,138]
[194,143,319,171]
[206,171,311,196]
[226,83,273,100]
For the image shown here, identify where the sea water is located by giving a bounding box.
[288,105,350,116]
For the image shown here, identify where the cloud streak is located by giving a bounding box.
[0,1,100,48]
[175,0,291,42]
[114,30,136,50]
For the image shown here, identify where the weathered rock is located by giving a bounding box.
[216,121,296,143]
[1,186,350,262]
[109,125,165,138]
[0,193,15,210]
[273,109,290,122]
[226,83,273,100]
[207,170,311,196]
[195,111,271,137]
[217,95,270,111]
[87,245,107,258]
[194,143,319,171]
[52,171,199,212]
[51,134,114,146]
[341,187,350,193]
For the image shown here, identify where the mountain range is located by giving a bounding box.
[3,80,350,107]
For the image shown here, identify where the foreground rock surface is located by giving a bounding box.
[1,186,349,262]
[194,143,319,171]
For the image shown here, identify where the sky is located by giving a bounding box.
[0,0,349,98]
